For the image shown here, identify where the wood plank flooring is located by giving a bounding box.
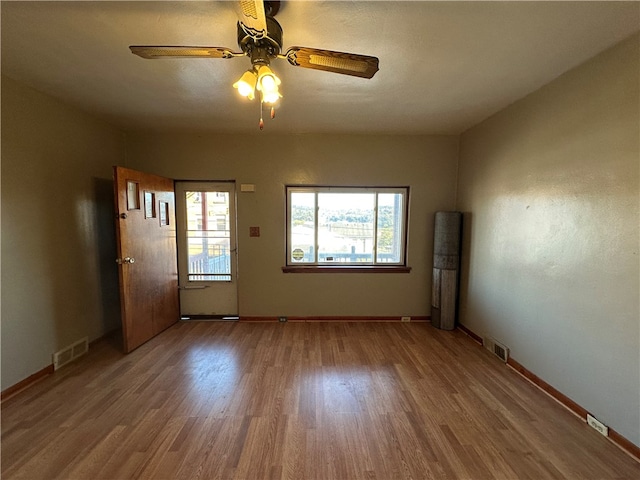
[2,321,639,479]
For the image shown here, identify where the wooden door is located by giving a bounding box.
[113,166,179,352]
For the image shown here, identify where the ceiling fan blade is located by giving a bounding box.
[236,0,268,39]
[129,46,239,59]
[285,47,379,79]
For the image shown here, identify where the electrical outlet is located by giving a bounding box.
[401,316,411,322]
[587,414,608,436]
[278,316,287,322]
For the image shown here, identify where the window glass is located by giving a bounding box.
[186,191,231,281]
[376,193,404,263]
[318,193,375,263]
[287,187,408,266]
[290,191,316,263]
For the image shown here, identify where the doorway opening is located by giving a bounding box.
[175,181,238,318]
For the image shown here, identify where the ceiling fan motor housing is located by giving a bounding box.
[237,16,283,66]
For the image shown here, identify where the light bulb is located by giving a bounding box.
[237,82,254,97]
[256,66,281,90]
[255,66,281,104]
[260,74,276,91]
[262,91,281,104]
[233,70,257,100]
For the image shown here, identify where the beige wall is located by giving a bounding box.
[1,76,125,390]
[456,34,639,445]
[125,133,459,317]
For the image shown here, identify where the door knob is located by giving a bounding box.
[115,257,135,264]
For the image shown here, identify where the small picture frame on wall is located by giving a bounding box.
[144,191,156,218]
[126,181,140,210]
[159,201,169,226]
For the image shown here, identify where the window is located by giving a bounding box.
[286,186,409,267]
[185,190,232,281]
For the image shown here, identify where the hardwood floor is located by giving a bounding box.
[2,321,639,479]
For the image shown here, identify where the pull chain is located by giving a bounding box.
[259,101,264,130]
[257,95,276,130]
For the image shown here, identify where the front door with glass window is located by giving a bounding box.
[175,181,238,316]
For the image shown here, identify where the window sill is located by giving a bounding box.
[282,265,412,274]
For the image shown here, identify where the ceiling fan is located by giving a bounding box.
[129,0,379,129]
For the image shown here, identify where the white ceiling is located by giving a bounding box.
[2,1,638,135]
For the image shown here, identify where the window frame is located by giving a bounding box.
[285,185,410,271]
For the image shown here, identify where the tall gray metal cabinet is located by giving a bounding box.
[431,211,462,330]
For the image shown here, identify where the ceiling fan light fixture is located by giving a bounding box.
[233,69,258,100]
[130,0,380,128]
[256,65,282,104]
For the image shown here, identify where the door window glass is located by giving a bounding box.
[185,191,231,281]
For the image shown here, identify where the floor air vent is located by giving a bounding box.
[53,337,88,370]
[483,336,509,362]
